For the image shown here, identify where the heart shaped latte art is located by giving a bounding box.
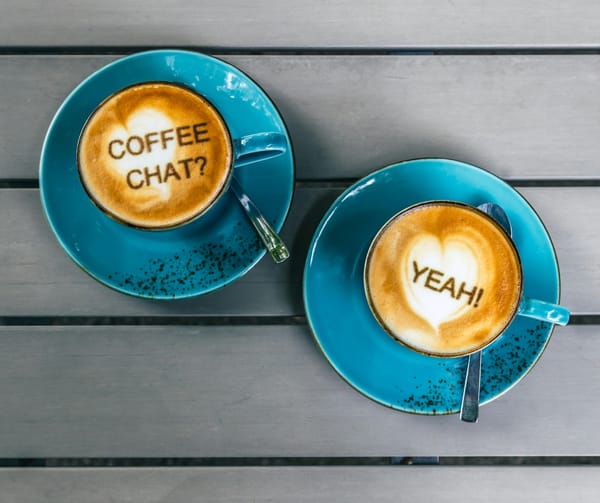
[108,108,177,201]
[403,234,480,331]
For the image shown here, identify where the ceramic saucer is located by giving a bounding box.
[303,159,560,414]
[40,50,294,299]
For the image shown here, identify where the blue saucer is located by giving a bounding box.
[303,159,561,415]
[40,50,294,299]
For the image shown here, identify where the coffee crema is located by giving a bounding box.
[78,82,233,229]
[364,201,522,357]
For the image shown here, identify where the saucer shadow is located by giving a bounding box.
[286,187,343,312]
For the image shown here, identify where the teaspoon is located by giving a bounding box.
[230,176,290,264]
[460,202,511,423]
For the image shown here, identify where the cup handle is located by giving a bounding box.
[233,132,287,168]
[517,297,570,326]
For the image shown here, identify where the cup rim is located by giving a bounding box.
[76,80,235,231]
[363,199,524,358]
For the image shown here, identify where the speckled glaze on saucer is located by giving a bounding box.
[303,159,560,414]
[40,50,294,299]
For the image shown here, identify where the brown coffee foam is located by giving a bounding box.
[365,203,522,356]
[78,83,232,229]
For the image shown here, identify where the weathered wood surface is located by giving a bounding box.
[3,55,600,180]
[3,1,600,48]
[2,466,600,503]
[2,6,600,500]
[0,324,593,457]
[0,187,595,316]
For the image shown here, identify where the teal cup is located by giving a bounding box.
[364,200,570,358]
[77,80,287,230]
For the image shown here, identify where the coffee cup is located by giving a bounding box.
[364,200,569,357]
[77,81,287,230]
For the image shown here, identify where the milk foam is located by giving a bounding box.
[78,82,233,229]
[404,234,479,329]
[108,108,176,201]
[364,202,522,357]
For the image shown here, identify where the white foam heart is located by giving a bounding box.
[403,234,479,331]
[108,108,177,200]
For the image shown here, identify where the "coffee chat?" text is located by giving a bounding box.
[107,122,212,190]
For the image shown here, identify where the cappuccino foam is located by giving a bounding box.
[78,82,233,229]
[365,202,522,357]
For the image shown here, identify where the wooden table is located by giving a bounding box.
[2,1,600,500]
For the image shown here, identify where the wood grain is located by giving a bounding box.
[0,324,593,457]
[2,2,600,471]
[3,55,600,180]
[2,466,600,502]
[0,187,595,316]
[2,1,600,48]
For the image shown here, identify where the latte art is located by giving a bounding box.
[78,82,233,229]
[409,257,483,327]
[365,202,522,357]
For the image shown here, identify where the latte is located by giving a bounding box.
[364,201,522,357]
[78,82,233,229]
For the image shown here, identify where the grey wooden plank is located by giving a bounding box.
[3,55,600,180]
[0,324,595,457]
[2,467,600,503]
[2,1,600,47]
[0,187,328,317]
[0,187,595,316]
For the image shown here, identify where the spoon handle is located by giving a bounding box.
[460,350,482,423]
[230,176,290,264]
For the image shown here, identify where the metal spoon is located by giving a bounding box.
[230,175,290,263]
[460,202,512,423]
